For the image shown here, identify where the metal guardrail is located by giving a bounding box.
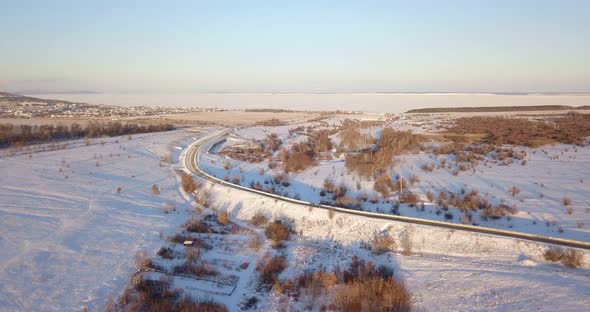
[184,131,590,250]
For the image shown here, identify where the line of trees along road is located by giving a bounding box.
[0,121,174,147]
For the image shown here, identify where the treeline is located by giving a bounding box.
[406,105,575,113]
[0,121,174,147]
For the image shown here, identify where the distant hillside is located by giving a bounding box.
[405,105,579,114]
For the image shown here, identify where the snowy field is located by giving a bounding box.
[0,128,209,311]
[196,177,590,311]
[0,116,588,311]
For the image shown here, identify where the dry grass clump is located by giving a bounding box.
[173,260,219,278]
[151,184,160,196]
[156,247,174,260]
[371,232,396,254]
[399,193,420,207]
[265,220,291,248]
[184,218,211,233]
[400,233,413,256]
[562,196,572,207]
[195,187,213,208]
[181,172,198,193]
[217,211,229,226]
[543,246,563,262]
[421,163,434,172]
[134,251,156,271]
[426,190,434,202]
[176,298,229,312]
[543,247,584,268]
[332,257,412,312]
[250,211,269,226]
[509,186,521,197]
[257,255,287,288]
[373,174,396,198]
[323,178,336,193]
[480,205,516,219]
[249,235,264,251]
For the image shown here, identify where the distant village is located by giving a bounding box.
[0,92,220,118]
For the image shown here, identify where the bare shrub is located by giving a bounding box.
[543,247,563,262]
[332,276,412,312]
[186,248,200,261]
[562,196,572,207]
[177,298,228,312]
[371,232,395,254]
[257,255,287,287]
[182,172,197,193]
[134,251,153,271]
[116,187,122,194]
[374,174,394,198]
[250,211,269,226]
[151,184,160,196]
[323,178,336,193]
[195,188,213,208]
[400,233,413,256]
[249,235,264,250]
[509,186,521,197]
[173,260,219,278]
[421,163,434,172]
[157,247,174,260]
[409,174,420,186]
[265,221,290,248]
[426,190,434,202]
[399,193,419,207]
[561,249,584,268]
[184,218,211,233]
[217,211,229,225]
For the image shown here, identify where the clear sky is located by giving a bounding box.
[1,0,589,93]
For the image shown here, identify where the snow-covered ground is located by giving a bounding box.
[197,177,590,311]
[1,116,588,312]
[201,115,590,242]
[0,129,209,311]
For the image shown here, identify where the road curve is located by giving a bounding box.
[184,130,590,250]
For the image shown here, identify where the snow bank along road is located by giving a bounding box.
[184,129,590,250]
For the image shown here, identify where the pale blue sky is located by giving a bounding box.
[1,0,589,93]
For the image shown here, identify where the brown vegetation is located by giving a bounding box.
[0,121,174,148]
[257,255,287,288]
[446,114,590,147]
[371,232,395,254]
[217,211,229,226]
[250,211,269,226]
[345,128,419,178]
[543,247,584,268]
[265,221,291,248]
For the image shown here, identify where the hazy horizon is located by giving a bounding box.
[25,92,590,114]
